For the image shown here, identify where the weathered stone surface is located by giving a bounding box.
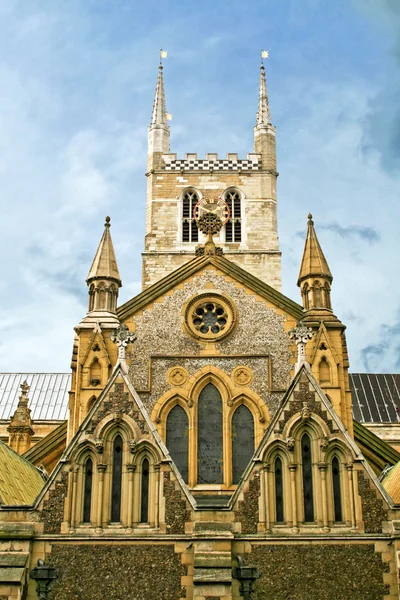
[358,470,389,534]
[87,382,148,435]
[164,471,191,534]
[47,544,185,600]
[235,472,260,534]
[250,544,390,600]
[278,381,333,433]
[41,471,68,534]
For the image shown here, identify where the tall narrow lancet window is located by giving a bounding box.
[275,456,284,523]
[182,190,199,242]
[232,405,254,484]
[332,456,343,522]
[224,190,241,242]
[83,457,93,523]
[140,458,150,523]
[166,405,189,483]
[198,384,223,484]
[111,434,123,522]
[301,433,314,522]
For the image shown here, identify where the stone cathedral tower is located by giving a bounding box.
[142,60,281,290]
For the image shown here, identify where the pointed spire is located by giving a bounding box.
[150,63,168,128]
[298,214,332,285]
[256,63,271,128]
[87,216,121,285]
[8,381,34,454]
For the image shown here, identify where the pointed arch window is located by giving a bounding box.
[319,357,330,384]
[83,457,93,523]
[332,456,343,522]
[232,404,254,484]
[274,456,284,523]
[166,405,189,483]
[111,434,123,522]
[140,458,150,523]
[182,190,199,242]
[198,383,223,484]
[301,433,314,522]
[224,190,241,242]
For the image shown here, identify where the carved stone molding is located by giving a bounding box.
[232,365,253,386]
[166,366,189,387]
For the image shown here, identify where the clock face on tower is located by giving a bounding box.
[193,197,230,225]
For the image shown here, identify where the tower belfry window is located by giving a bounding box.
[224,190,241,243]
[182,190,199,243]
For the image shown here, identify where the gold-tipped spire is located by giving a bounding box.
[298,214,332,285]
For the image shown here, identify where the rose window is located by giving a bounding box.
[183,293,237,341]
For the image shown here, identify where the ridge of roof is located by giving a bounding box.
[117,254,304,321]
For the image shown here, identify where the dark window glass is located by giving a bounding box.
[224,191,241,242]
[182,191,199,242]
[275,456,284,522]
[141,458,149,523]
[232,405,254,484]
[111,434,123,522]
[83,457,93,523]
[302,433,314,522]
[198,383,223,484]
[167,405,189,483]
[332,456,343,522]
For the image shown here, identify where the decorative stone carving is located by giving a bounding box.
[110,323,137,361]
[320,437,329,451]
[289,320,313,373]
[232,365,253,386]
[183,292,237,342]
[129,439,137,454]
[95,439,104,454]
[285,437,295,451]
[301,402,311,421]
[166,366,188,387]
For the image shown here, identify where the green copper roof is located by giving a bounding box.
[0,441,45,506]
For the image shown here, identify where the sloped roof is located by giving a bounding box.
[351,373,400,423]
[353,420,400,473]
[382,461,400,504]
[0,441,45,505]
[0,373,70,421]
[298,214,332,284]
[86,217,121,284]
[118,253,304,321]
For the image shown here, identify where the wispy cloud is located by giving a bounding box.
[319,223,380,243]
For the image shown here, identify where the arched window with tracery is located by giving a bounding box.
[301,433,314,522]
[166,405,189,483]
[111,434,123,522]
[140,458,150,523]
[82,457,93,523]
[182,190,199,242]
[197,383,223,484]
[332,456,342,522]
[224,190,241,242]
[274,456,284,523]
[232,404,254,484]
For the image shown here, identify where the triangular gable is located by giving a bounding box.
[310,322,340,365]
[230,364,393,509]
[80,322,111,367]
[117,253,304,321]
[33,363,196,510]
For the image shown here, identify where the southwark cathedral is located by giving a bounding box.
[1,60,400,600]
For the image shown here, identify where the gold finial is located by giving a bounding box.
[308,213,313,224]
[105,216,111,228]
[20,381,29,396]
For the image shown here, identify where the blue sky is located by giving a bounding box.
[0,0,399,372]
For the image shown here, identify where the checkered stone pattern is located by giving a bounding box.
[163,158,260,171]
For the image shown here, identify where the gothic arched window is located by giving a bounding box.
[232,404,254,484]
[82,457,93,523]
[140,458,150,523]
[111,434,123,522]
[182,190,199,242]
[275,456,284,523]
[224,190,241,242]
[166,405,189,483]
[301,433,314,522]
[319,357,330,384]
[197,383,223,484]
[332,456,342,522]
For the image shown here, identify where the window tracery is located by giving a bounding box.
[224,189,242,242]
[182,189,199,242]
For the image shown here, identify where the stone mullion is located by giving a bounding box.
[126,464,136,530]
[96,464,107,530]
[154,463,160,528]
[262,462,270,532]
[318,463,329,531]
[289,463,298,531]
[346,463,357,529]
[65,465,74,529]
[70,465,80,529]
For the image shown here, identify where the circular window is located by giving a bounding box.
[184,293,237,341]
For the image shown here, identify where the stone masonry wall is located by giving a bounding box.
[47,544,185,600]
[129,270,292,416]
[249,544,390,600]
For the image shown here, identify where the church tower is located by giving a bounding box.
[142,58,282,290]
